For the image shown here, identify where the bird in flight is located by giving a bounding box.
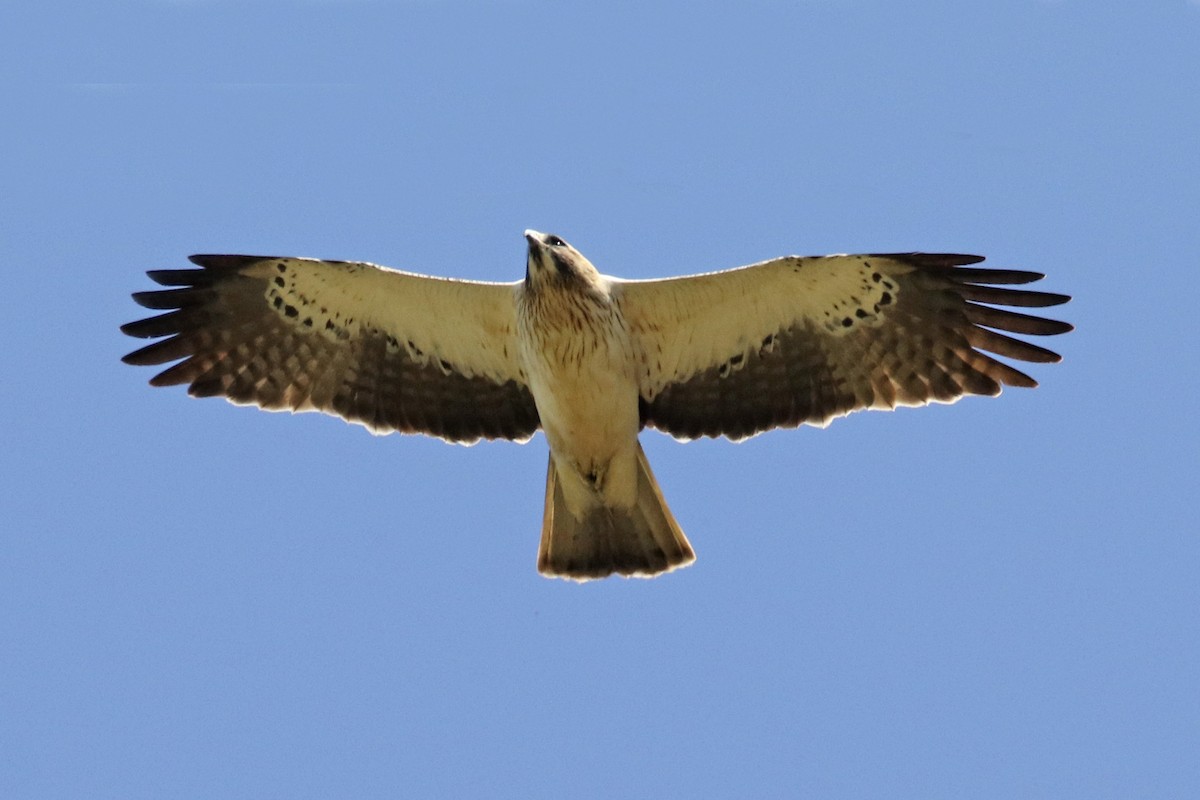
[122,231,1072,581]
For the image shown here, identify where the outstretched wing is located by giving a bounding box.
[615,253,1072,441]
[122,255,540,443]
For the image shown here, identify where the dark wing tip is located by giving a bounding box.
[124,257,286,372]
[871,252,987,268]
[125,258,265,350]
[964,304,1074,337]
[121,313,174,339]
[187,254,279,269]
[1041,318,1073,335]
[943,258,1072,377]
[1004,368,1040,388]
[119,320,149,339]
[885,253,1072,385]
[1044,293,1072,308]
[131,287,214,310]
[120,348,149,366]
[953,268,1046,286]
[146,268,208,287]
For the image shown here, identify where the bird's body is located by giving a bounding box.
[122,231,1072,581]
[517,232,692,577]
[517,249,639,496]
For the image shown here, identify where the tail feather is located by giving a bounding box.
[538,443,695,581]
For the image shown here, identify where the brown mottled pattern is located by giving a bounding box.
[122,256,540,444]
[640,253,1072,441]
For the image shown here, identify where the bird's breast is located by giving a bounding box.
[516,285,641,462]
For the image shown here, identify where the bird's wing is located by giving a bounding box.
[122,255,540,443]
[614,253,1072,441]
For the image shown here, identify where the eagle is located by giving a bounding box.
[122,231,1072,581]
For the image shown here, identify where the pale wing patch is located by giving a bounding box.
[245,257,525,385]
[800,256,904,335]
[616,255,913,399]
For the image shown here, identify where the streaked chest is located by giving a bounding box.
[515,283,640,445]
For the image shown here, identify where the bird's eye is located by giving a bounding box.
[546,235,566,248]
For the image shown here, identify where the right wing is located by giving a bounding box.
[122,255,540,444]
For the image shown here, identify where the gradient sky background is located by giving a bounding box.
[4,1,1198,797]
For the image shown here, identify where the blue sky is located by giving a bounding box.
[3,1,1198,797]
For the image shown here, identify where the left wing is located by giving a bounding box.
[614,253,1072,441]
[122,255,540,443]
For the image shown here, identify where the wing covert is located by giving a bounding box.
[122,255,540,443]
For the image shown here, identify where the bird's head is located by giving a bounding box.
[524,230,602,290]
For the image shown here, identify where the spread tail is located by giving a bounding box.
[537,443,695,581]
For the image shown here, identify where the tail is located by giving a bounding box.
[537,443,695,581]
